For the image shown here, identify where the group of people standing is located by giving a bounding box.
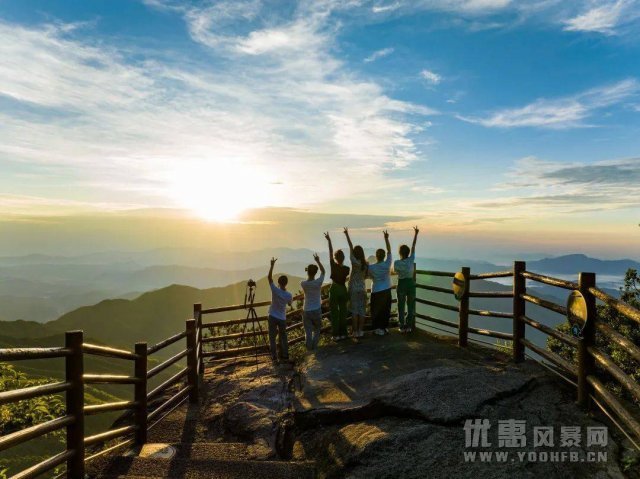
[267,227,420,361]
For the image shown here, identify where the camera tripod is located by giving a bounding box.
[233,279,268,378]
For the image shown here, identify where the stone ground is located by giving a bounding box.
[290,330,636,479]
[88,329,638,478]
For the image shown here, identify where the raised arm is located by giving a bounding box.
[383,230,391,254]
[268,257,277,284]
[343,227,354,253]
[314,253,325,276]
[411,226,419,257]
[324,232,335,263]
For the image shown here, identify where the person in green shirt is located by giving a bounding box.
[324,232,350,340]
[393,226,419,333]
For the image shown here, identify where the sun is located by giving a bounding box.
[169,160,272,222]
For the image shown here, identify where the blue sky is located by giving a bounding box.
[0,0,639,256]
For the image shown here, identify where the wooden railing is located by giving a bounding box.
[197,284,399,360]
[0,318,202,479]
[415,261,640,448]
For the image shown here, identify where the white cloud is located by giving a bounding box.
[563,0,635,34]
[459,79,639,129]
[420,69,442,85]
[0,9,435,215]
[364,47,394,63]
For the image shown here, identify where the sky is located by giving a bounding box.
[0,0,639,259]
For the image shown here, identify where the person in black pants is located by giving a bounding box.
[367,230,392,335]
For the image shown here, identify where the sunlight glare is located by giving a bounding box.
[169,160,272,222]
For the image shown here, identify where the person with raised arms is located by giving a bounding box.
[324,232,350,341]
[368,230,393,336]
[267,257,292,362]
[300,253,325,351]
[344,227,367,338]
[394,226,419,333]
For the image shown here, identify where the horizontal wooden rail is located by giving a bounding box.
[468,291,513,298]
[588,375,640,442]
[469,271,513,280]
[468,308,513,319]
[148,386,191,423]
[415,313,458,330]
[11,449,75,479]
[415,269,455,277]
[416,284,454,295]
[147,349,189,379]
[202,315,269,329]
[286,321,304,332]
[201,300,271,315]
[595,322,640,363]
[83,374,140,385]
[520,338,577,376]
[0,415,74,452]
[202,343,270,359]
[82,343,139,361]
[147,367,189,401]
[588,346,640,402]
[590,286,640,325]
[0,381,72,406]
[415,297,459,312]
[467,326,513,340]
[521,315,579,348]
[522,271,578,290]
[0,347,71,361]
[521,293,567,316]
[147,331,188,355]
[84,425,137,447]
[202,329,268,343]
[84,401,138,416]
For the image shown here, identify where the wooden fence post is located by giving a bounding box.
[134,342,148,445]
[194,303,203,374]
[458,267,470,347]
[577,272,597,409]
[65,331,84,478]
[186,319,199,403]
[513,261,526,363]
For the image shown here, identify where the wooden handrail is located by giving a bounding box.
[84,401,138,416]
[0,347,71,361]
[415,312,459,330]
[147,386,191,423]
[0,381,72,406]
[0,415,74,452]
[520,315,579,348]
[588,375,640,443]
[467,326,513,340]
[84,425,137,447]
[11,450,75,479]
[521,293,567,316]
[595,322,640,363]
[468,308,513,319]
[522,271,578,290]
[589,286,640,325]
[146,349,189,379]
[468,291,513,298]
[202,315,269,329]
[520,338,577,376]
[415,297,459,312]
[147,368,189,401]
[415,269,455,277]
[416,284,454,295]
[83,343,139,361]
[147,331,187,355]
[469,270,513,279]
[201,300,272,314]
[588,346,640,402]
[83,374,140,385]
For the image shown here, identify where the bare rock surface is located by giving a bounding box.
[292,330,630,478]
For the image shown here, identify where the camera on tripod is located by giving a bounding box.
[247,279,257,288]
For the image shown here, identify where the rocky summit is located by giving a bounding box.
[88,330,634,479]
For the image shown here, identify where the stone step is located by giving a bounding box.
[88,457,317,479]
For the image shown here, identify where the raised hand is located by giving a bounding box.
[343,227,349,235]
[413,226,419,235]
[383,229,389,239]
[313,253,320,262]
[270,257,278,266]
[324,231,330,241]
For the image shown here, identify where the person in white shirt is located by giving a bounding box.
[267,257,292,361]
[394,226,419,333]
[368,230,392,336]
[300,253,325,351]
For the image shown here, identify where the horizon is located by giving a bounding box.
[1,1,640,259]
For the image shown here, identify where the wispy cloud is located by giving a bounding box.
[472,156,640,214]
[0,5,436,215]
[563,0,638,35]
[364,47,394,63]
[420,69,442,85]
[459,79,639,129]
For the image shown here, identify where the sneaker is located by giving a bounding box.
[374,329,385,336]
[398,327,406,333]
[406,327,413,333]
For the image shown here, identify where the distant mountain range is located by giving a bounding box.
[0,249,635,323]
